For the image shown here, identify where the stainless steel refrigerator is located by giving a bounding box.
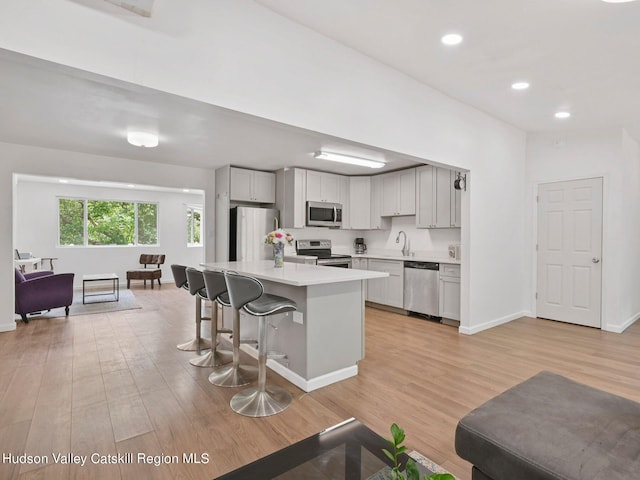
[229,206,280,261]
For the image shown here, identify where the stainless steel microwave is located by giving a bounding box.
[306,201,342,227]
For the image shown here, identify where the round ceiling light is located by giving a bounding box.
[127,131,159,148]
[511,81,530,90]
[554,111,571,119]
[441,33,463,46]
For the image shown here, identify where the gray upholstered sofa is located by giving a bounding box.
[455,371,640,480]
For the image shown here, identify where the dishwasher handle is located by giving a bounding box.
[404,261,439,270]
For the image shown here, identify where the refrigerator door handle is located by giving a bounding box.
[333,206,337,223]
[274,217,279,231]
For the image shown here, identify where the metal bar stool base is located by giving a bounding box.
[176,337,212,351]
[189,349,232,367]
[208,364,258,387]
[230,385,292,417]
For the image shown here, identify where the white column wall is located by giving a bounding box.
[525,128,640,332]
[0,0,528,333]
[1,142,214,332]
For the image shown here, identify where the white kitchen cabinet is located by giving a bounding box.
[352,257,368,270]
[439,264,460,321]
[230,167,276,203]
[339,175,351,229]
[370,175,390,230]
[380,169,416,216]
[349,176,371,230]
[451,171,462,228]
[366,259,404,308]
[416,166,458,228]
[352,257,368,298]
[276,168,307,229]
[306,170,341,203]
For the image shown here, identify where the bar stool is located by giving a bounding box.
[185,268,229,366]
[206,270,258,388]
[171,264,212,351]
[224,271,297,417]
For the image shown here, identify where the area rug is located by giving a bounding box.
[17,289,140,321]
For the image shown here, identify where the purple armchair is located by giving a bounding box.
[15,268,75,323]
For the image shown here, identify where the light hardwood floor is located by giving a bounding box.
[1,286,640,479]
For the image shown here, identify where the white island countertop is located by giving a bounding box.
[200,260,388,287]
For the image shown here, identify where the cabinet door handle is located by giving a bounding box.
[592,258,600,264]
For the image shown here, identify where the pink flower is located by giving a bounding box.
[275,232,282,238]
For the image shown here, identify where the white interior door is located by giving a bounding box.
[537,178,603,328]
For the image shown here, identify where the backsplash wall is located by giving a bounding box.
[284,216,461,257]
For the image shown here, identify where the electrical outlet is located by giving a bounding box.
[291,311,304,325]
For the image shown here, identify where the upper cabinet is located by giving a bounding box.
[380,168,416,217]
[276,168,307,229]
[306,170,341,203]
[230,167,276,203]
[349,176,371,230]
[416,166,460,228]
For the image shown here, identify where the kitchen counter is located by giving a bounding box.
[200,260,387,286]
[351,253,461,265]
[199,260,388,392]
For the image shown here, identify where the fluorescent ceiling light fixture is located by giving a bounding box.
[555,111,571,119]
[127,131,158,148]
[601,0,638,3]
[314,151,385,169]
[59,179,69,183]
[511,81,530,90]
[441,33,463,46]
[183,189,190,193]
[127,184,135,188]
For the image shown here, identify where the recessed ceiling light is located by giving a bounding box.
[441,33,463,46]
[511,82,530,90]
[127,131,158,148]
[314,151,385,169]
[555,111,571,119]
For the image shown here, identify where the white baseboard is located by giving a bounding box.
[0,321,17,332]
[602,311,640,333]
[223,334,358,392]
[458,310,529,335]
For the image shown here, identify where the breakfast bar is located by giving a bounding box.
[200,260,388,392]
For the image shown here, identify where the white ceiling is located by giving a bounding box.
[258,0,640,140]
[0,49,425,176]
[1,0,639,180]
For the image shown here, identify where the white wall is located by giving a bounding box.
[525,128,640,332]
[284,216,460,258]
[0,0,529,334]
[15,179,204,287]
[1,141,214,332]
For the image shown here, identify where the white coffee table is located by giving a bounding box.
[82,273,120,304]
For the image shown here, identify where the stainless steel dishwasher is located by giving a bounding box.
[403,261,440,317]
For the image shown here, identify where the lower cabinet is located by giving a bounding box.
[439,264,460,321]
[366,259,404,309]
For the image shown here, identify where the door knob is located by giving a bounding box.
[592,258,600,264]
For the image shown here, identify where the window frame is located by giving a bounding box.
[57,196,160,248]
[186,205,203,247]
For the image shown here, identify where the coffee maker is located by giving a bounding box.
[354,237,367,254]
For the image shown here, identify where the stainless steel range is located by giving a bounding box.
[296,239,352,268]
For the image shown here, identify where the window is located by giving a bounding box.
[58,198,158,246]
[187,206,202,246]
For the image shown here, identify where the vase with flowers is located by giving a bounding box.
[265,229,294,267]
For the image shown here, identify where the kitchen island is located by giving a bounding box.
[200,260,388,392]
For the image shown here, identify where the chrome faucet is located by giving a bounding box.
[395,230,409,256]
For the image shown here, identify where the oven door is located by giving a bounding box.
[317,258,352,268]
[306,202,342,227]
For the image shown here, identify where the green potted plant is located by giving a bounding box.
[383,424,455,480]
